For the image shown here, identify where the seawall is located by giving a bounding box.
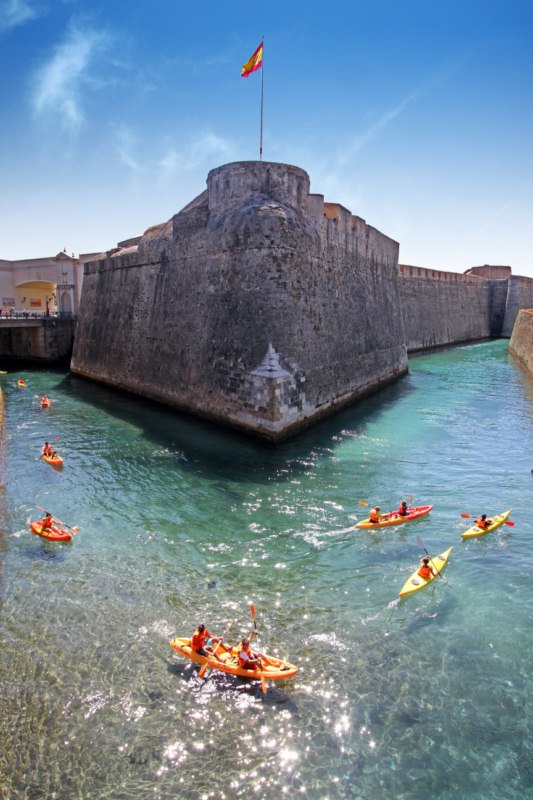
[509,308,533,375]
[0,318,76,364]
[399,265,508,351]
[71,161,408,440]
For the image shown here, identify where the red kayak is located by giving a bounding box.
[30,520,72,542]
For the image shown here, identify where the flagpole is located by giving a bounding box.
[259,36,264,161]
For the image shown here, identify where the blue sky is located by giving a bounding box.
[1,0,532,277]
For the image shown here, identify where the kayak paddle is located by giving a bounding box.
[251,603,268,694]
[416,535,447,583]
[35,504,78,533]
[198,621,232,679]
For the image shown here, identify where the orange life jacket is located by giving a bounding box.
[476,517,488,529]
[191,628,210,651]
[418,564,432,579]
[238,645,257,669]
[369,508,380,522]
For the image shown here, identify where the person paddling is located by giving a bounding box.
[475,514,492,530]
[369,506,381,524]
[418,557,435,580]
[41,441,52,456]
[237,633,263,671]
[398,500,409,517]
[41,512,54,531]
[191,624,224,662]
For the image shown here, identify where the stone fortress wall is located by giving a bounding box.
[71,161,533,440]
[509,308,533,375]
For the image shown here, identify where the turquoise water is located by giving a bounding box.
[1,339,532,799]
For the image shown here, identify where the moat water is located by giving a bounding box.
[1,339,532,800]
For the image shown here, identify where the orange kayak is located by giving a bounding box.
[18,379,26,387]
[42,453,63,465]
[356,504,433,529]
[170,637,298,681]
[30,520,72,542]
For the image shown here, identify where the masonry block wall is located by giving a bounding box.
[509,309,533,374]
[398,265,509,351]
[71,161,408,440]
[502,276,533,337]
[0,318,75,362]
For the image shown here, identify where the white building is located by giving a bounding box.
[0,238,140,318]
[0,249,102,317]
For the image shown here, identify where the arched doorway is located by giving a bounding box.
[60,291,73,315]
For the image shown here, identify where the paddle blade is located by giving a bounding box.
[198,662,208,679]
[54,436,61,442]
[261,674,268,694]
[504,520,515,526]
[250,603,256,621]
[358,501,369,507]
[460,513,472,518]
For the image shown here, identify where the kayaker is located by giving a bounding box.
[41,395,48,404]
[191,624,224,661]
[42,441,52,456]
[237,633,263,671]
[398,500,409,516]
[418,557,435,579]
[369,506,381,523]
[41,512,54,531]
[475,514,492,529]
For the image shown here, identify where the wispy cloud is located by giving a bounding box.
[32,20,111,131]
[0,0,43,32]
[158,132,234,179]
[113,125,145,174]
[336,91,420,167]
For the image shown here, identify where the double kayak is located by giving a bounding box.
[30,520,72,542]
[170,637,298,681]
[42,453,63,465]
[356,504,433,529]
[399,546,453,597]
[461,509,512,539]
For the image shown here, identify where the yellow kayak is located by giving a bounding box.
[399,546,453,598]
[461,509,512,539]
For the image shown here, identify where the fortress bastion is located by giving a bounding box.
[71,161,408,441]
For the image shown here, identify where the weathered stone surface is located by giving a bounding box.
[399,265,508,350]
[71,161,407,440]
[70,160,533,440]
[0,318,75,363]
[509,308,533,374]
[502,276,533,337]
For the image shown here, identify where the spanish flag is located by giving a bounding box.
[241,42,263,77]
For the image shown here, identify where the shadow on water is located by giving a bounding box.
[22,542,70,562]
[54,370,417,483]
[166,660,298,709]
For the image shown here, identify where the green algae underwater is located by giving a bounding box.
[1,339,532,800]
